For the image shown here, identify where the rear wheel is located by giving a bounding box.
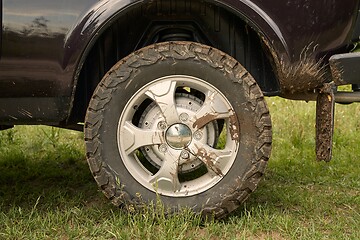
[85,41,272,218]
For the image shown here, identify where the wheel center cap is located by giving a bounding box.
[165,124,192,149]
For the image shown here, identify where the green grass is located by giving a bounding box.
[0,98,359,239]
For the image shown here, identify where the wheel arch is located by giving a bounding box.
[67,0,285,124]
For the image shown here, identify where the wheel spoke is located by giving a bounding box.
[145,80,179,124]
[188,142,233,177]
[149,149,181,192]
[120,121,164,155]
[191,91,233,129]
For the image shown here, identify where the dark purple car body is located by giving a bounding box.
[1,0,359,125]
[1,0,359,217]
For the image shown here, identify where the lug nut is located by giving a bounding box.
[180,150,190,159]
[194,130,203,140]
[179,113,189,122]
[159,144,168,153]
[158,121,167,130]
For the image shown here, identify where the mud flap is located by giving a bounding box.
[316,83,335,162]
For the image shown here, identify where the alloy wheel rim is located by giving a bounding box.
[117,75,239,197]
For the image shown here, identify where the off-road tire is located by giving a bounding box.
[84,41,272,219]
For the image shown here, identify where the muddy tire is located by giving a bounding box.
[84,41,272,219]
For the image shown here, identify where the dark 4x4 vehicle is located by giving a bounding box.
[1,0,360,218]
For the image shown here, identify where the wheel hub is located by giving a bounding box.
[166,123,192,149]
[138,93,215,173]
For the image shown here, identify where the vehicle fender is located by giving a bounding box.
[63,0,142,76]
[63,0,288,99]
[64,0,288,74]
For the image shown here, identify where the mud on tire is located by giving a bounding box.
[84,41,272,219]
